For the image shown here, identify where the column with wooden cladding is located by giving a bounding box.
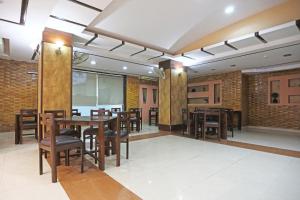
[158,60,187,131]
[38,28,72,117]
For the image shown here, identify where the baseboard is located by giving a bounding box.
[158,124,183,132]
[243,126,300,136]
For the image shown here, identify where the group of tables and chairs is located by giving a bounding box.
[182,107,241,140]
[14,106,158,183]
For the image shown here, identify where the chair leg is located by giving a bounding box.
[81,144,84,173]
[44,151,48,159]
[51,151,57,183]
[19,129,23,144]
[39,148,43,175]
[126,139,129,159]
[35,128,38,140]
[90,135,93,150]
[83,134,86,154]
[95,139,98,164]
[64,150,70,166]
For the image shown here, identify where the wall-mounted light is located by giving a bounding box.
[175,67,184,76]
[55,40,64,55]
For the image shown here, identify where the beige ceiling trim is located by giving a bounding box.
[178,0,300,54]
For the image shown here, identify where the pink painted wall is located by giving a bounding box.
[139,84,158,123]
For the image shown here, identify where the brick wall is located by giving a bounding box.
[188,71,242,111]
[0,59,37,132]
[247,68,300,130]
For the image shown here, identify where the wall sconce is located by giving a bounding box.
[55,40,64,55]
[175,67,183,76]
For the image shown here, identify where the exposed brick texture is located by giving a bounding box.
[247,68,300,130]
[0,59,37,132]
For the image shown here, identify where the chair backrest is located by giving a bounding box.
[20,109,37,125]
[90,109,112,120]
[117,112,130,135]
[44,110,66,119]
[150,107,158,112]
[129,108,142,118]
[204,109,221,123]
[72,109,81,116]
[39,113,56,148]
[111,107,121,113]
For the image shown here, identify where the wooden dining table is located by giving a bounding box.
[55,116,119,170]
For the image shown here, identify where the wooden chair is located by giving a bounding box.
[194,109,205,139]
[72,109,81,116]
[181,108,188,134]
[19,109,38,144]
[128,110,140,132]
[83,109,113,163]
[129,108,142,130]
[224,108,234,137]
[44,110,80,138]
[203,109,221,141]
[149,107,158,126]
[111,107,121,113]
[39,113,84,183]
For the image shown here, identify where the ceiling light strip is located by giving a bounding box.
[131,47,146,56]
[181,53,195,60]
[255,32,267,43]
[148,52,165,60]
[85,34,98,46]
[225,41,238,50]
[201,48,214,56]
[109,41,125,51]
[49,15,87,27]
[67,0,103,12]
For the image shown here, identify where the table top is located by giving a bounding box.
[55,116,117,123]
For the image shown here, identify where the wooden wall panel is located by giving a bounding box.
[0,59,37,132]
[126,76,139,110]
[39,42,72,116]
[159,68,171,125]
[189,71,242,111]
[171,69,187,125]
[247,68,300,130]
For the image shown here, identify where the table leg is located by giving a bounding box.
[15,115,20,144]
[113,118,120,167]
[98,121,105,170]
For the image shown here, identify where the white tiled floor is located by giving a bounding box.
[105,135,300,200]
[0,132,69,200]
[129,123,159,136]
[228,130,300,151]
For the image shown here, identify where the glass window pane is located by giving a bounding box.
[270,80,280,104]
[72,71,97,106]
[214,83,221,104]
[288,78,300,87]
[153,89,157,104]
[142,88,147,104]
[289,95,300,104]
[98,75,124,105]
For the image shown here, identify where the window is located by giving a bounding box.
[72,71,97,106]
[142,88,147,104]
[98,74,123,105]
[152,89,157,104]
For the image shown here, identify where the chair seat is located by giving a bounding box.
[205,121,220,127]
[41,135,81,147]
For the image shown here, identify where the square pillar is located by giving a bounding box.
[158,60,187,131]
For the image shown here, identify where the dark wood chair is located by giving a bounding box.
[83,109,113,163]
[224,108,234,137]
[129,108,142,130]
[19,109,38,144]
[128,110,140,132]
[149,107,158,126]
[111,107,121,113]
[44,110,80,138]
[181,108,188,134]
[116,112,130,159]
[72,109,81,116]
[194,109,205,139]
[39,113,84,183]
[203,109,221,141]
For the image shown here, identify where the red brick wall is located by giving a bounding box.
[0,59,37,132]
[247,68,300,130]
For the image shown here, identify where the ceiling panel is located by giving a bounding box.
[51,0,99,25]
[227,33,263,49]
[90,35,122,51]
[203,42,236,55]
[0,0,22,23]
[190,43,300,76]
[79,0,112,10]
[259,21,300,42]
[46,17,85,35]
[132,48,163,60]
[111,42,144,57]
[184,49,213,59]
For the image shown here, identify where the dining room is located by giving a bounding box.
[1,0,300,200]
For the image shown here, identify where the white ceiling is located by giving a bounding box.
[90,0,285,52]
[0,0,23,23]
[0,0,298,78]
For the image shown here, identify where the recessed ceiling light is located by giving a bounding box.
[90,60,96,65]
[283,53,292,57]
[225,5,235,14]
[263,55,268,58]
[148,71,153,74]
[123,66,127,70]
